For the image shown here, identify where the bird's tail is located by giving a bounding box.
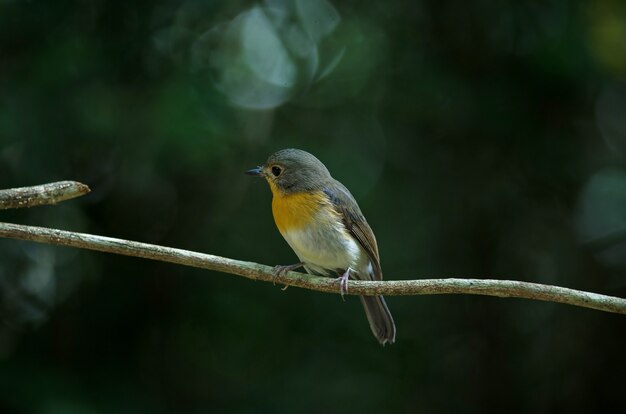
[360,295,396,345]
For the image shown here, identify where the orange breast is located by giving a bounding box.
[271,190,326,234]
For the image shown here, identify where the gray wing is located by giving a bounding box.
[323,182,382,281]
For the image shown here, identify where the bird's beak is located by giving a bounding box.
[245,166,263,176]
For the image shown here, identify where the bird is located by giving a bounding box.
[246,148,396,345]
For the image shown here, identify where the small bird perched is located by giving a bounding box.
[246,148,396,345]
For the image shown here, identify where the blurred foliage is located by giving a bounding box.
[1,0,626,413]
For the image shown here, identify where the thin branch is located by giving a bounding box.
[0,181,90,210]
[1,182,625,315]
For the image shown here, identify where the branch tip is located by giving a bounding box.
[0,180,90,210]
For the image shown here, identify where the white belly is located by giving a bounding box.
[280,220,363,277]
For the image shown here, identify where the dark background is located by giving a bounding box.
[1,0,626,412]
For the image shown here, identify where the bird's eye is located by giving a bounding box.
[271,166,282,177]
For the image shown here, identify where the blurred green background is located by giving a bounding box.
[1,0,626,412]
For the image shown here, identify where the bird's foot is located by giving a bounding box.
[335,268,352,301]
[273,262,304,287]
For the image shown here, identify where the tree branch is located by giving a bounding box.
[1,181,625,315]
[0,181,90,210]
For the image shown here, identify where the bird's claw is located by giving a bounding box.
[273,262,304,287]
[336,268,352,301]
